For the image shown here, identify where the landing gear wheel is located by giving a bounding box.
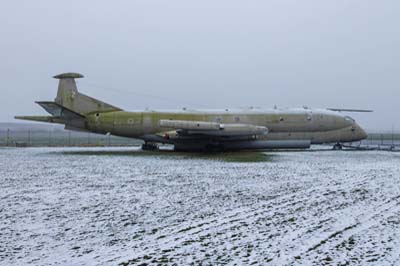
[142,142,159,151]
[333,143,343,150]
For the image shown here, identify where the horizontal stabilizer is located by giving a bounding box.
[327,108,373,113]
[14,116,60,123]
[36,101,85,120]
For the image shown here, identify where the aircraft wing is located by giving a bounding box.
[158,119,268,137]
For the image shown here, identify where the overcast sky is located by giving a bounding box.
[1,0,399,131]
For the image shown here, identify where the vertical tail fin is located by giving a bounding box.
[53,72,122,115]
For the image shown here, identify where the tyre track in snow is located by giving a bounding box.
[119,188,316,264]
[120,164,388,265]
[276,195,400,265]
[3,148,400,266]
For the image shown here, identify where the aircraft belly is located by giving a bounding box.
[168,126,357,151]
[224,140,311,150]
[173,139,311,151]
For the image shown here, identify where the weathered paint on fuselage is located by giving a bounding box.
[86,108,367,145]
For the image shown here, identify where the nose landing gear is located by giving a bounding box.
[333,143,343,150]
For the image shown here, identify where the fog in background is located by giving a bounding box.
[1,0,399,131]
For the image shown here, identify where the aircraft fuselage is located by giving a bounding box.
[85,108,367,147]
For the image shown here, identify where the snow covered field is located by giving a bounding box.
[1,147,400,265]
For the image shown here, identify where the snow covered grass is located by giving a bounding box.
[1,147,400,265]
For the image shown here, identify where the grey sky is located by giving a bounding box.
[1,0,399,131]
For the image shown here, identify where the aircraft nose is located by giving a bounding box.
[353,123,368,141]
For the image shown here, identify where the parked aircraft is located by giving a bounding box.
[16,73,369,151]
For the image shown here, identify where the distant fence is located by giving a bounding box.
[361,133,399,145]
[1,128,399,148]
[357,133,400,150]
[0,129,142,147]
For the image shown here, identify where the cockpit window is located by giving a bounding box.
[345,116,355,122]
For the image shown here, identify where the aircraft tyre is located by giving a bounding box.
[142,142,159,151]
[333,143,343,150]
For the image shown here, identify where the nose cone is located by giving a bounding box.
[353,123,368,141]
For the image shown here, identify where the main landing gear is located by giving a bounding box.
[333,143,343,150]
[142,142,159,151]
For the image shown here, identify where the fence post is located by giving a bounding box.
[392,132,395,147]
[6,129,10,146]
